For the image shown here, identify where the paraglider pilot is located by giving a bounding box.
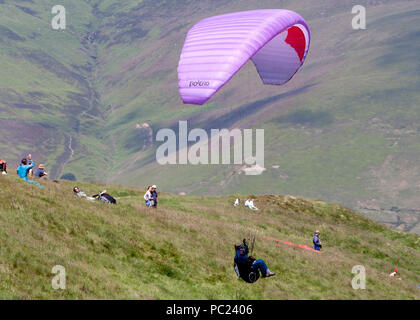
[234,239,275,282]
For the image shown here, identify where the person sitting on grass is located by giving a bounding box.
[234,239,275,283]
[73,186,95,201]
[244,197,259,210]
[144,185,153,207]
[35,164,48,179]
[17,158,43,188]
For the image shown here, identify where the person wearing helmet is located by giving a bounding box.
[313,230,322,251]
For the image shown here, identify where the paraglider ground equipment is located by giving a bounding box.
[93,192,117,204]
[234,261,261,283]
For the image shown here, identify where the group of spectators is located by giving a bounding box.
[15,153,48,188]
[73,185,159,208]
[2,153,160,209]
[234,197,259,210]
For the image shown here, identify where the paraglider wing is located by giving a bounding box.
[178,9,311,105]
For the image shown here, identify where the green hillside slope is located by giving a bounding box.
[0,175,419,299]
[0,0,419,232]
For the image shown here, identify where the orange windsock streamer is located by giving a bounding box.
[264,236,322,254]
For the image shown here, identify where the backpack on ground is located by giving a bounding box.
[94,193,117,204]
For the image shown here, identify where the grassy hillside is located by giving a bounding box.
[0,0,419,233]
[0,175,419,299]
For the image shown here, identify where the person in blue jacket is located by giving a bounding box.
[313,230,322,251]
[234,239,275,282]
[150,185,158,208]
[17,158,43,188]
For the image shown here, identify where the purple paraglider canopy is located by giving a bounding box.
[178,9,311,105]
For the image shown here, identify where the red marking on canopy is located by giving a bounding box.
[264,236,322,253]
[285,26,306,62]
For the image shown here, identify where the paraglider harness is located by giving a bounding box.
[0,160,7,173]
[234,237,260,283]
[234,256,260,283]
[93,192,117,204]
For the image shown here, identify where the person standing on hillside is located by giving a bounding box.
[313,230,322,251]
[144,185,153,207]
[27,153,34,177]
[150,185,158,208]
[17,158,43,188]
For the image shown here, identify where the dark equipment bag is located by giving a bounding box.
[93,193,117,204]
[233,262,260,283]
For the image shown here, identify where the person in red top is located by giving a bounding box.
[389,269,398,277]
[0,160,7,174]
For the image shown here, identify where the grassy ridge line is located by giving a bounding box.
[0,175,418,299]
[1,0,420,233]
